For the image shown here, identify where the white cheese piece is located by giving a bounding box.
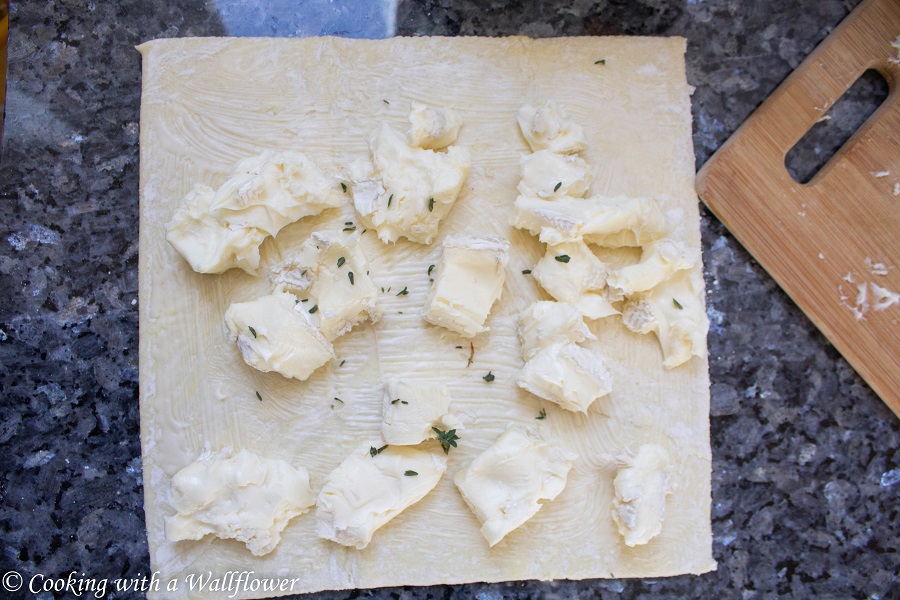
[224,292,334,381]
[621,269,709,369]
[351,123,471,244]
[454,427,577,547]
[518,150,592,199]
[517,340,613,413]
[518,300,595,361]
[165,447,316,557]
[532,241,619,320]
[166,151,341,274]
[316,443,448,549]
[408,101,463,150]
[606,239,698,296]
[516,101,587,154]
[423,235,510,337]
[513,194,669,247]
[210,151,342,236]
[382,380,454,445]
[270,230,380,341]
[611,444,672,547]
[165,184,268,275]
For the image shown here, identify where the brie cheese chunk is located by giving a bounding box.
[516,340,613,413]
[351,122,471,244]
[454,427,577,547]
[165,184,268,275]
[423,235,510,337]
[382,380,455,446]
[622,269,708,368]
[606,239,698,296]
[166,151,342,274]
[518,151,592,199]
[224,292,334,381]
[165,447,316,557]
[532,241,619,320]
[518,300,595,361]
[408,102,463,150]
[513,194,668,248]
[516,101,587,154]
[316,443,448,549]
[611,444,672,547]
[270,230,380,341]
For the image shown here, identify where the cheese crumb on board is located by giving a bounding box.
[454,427,577,547]
[423,234,510,337]
[382,380,457,445]
[316,443,448,549]
[611,444,672,547]
[224,292,334,381]
[165,447,316,557]
[166,151,341,274]
[271,230,380,341]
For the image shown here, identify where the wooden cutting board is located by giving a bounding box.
[696,0,900,418]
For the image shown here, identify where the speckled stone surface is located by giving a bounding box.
[1,1,898,599]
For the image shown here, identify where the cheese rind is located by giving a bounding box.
[382,380,454,445]
[224,292,334,381]
[423,235,510,337]
[316,443,448,549]
[166,151,341,274]
[611,444,672,547]
[454,427,577,547]
[351,123,470,244]
[270,230,381,341]
[165,447,316,557]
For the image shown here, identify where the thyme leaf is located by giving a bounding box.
[248,326,257,338]
[555,254,571,263]
[432,427,460,455]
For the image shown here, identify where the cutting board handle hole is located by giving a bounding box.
[784,69,889,184]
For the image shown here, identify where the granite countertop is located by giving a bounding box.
[1,1,897,598]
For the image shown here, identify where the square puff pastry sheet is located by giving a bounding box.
[138,35,715,600]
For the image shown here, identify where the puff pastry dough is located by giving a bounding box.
[138,35,714,600]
